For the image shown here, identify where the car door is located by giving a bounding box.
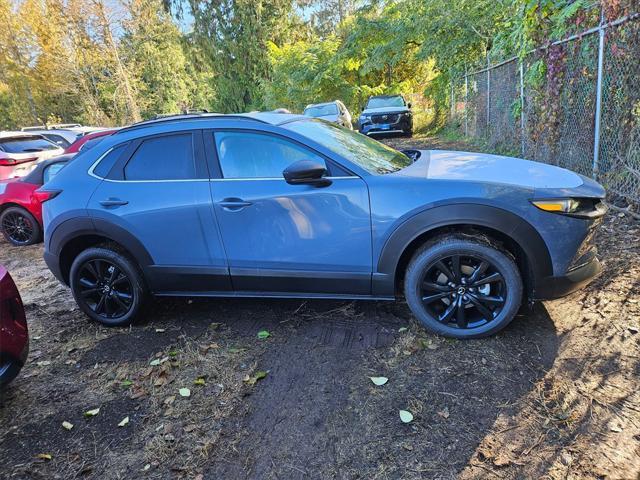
[88,130,231,292]
[206,129,372,295]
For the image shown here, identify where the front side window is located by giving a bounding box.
[0,136,60,153]
[215,131,327,179]
[124,134,195,181]
[284,120,412,175]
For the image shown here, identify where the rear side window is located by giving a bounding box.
[0,136,60,153]
[42,134,71,149]
[215,131,326,179]
[124,134,195,181]
[94,144,127,178]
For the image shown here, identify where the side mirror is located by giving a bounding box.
[408,102,412,109]
[283,160,332,187]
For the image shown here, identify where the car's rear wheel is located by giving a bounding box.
[404,236,523,339]
[0,207,41,246]
[70,247,146,327]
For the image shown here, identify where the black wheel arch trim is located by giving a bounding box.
[47,215,154,284]
[375,203,553,295]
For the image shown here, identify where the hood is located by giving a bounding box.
[362,106,409,115]
[396,150,589,190]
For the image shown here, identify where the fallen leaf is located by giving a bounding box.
[118,416,129,428]
[149,359,161,366]
[244,370,268,385]
[121,379,133,388]
[168,351,178,357]
[37,361,51,367]
[62,421,74,431]
[142,464,151,471]
[257,330,270,340]
[84,408,100,417]
[370,376,388,386]
[437,407,450,419]
[398,327,408,333]
[399,410,414,423]
[228,348,242,354]
[193,377,206,386]
[36,453,52,461]
[179,388,191,397]
[209,322,221,330]
[155,328,166,333]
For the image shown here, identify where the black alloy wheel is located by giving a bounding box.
[70,247,146,326]
[0,208,40,246]
[420,254,507,329]
[77,259,134,319]
[404,236,522,339]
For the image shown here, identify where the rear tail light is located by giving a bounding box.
[33,189,61,203]
[0,156,38,167]
[0,271,26,331]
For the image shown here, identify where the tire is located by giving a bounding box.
[0,354,24,388]
[0,207,41,246]
[70,246,147,327]
[404,235,523,339]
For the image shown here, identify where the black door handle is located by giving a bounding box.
[100,198,129,207]
[218,198,253,211]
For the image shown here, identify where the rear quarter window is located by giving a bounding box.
[94,144,128,178]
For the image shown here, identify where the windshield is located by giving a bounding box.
[366,96,405,109]
[304,104,339,117]
[285,120,412,174]
[0,136,60,153]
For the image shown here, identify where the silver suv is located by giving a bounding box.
[303,100,353,129]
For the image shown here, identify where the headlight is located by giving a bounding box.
[531,198,607,218]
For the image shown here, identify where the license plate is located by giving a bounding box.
[380,124,390,130]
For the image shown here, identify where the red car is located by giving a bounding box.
[0,155,72,246]
[0,265,28,387]
[64,128,118,154]
[0,132,64,180]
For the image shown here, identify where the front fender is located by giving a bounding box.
[373,203,553,296]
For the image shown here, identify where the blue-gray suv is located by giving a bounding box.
[40,113,606,338]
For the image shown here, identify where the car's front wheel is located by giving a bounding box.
[404,236,523,339]
[70,247,147,327]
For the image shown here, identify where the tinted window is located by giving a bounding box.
[304,104,338,117]
[94,144,127,178]
[215,132,326,179]
[43,163,67,183]
[124,134,195,181]
[42,134,71,149]
[285,120,412,174]
[0,136,60,153]
[366,96,405,109]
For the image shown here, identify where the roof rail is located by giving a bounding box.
[115,113,268,135]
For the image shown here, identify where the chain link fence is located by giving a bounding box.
[454,12,640,206]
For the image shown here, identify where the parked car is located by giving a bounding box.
[303,101,353,129]
[0,155,73,246]
[65,129,118,154]
[0,265,28,387]
[40,113,606,338]
[0,132,64,180]
[358,94,413,137]
[19,129,80,149]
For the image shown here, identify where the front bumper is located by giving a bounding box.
[359,116,412,135]
[533,254,602,300]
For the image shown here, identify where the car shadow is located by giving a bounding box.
[137,296,560,479]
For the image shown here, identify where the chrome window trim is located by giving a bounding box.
[209,176,359,182]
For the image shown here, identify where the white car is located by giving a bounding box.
[0,132,64,180]
[303,100,353,129]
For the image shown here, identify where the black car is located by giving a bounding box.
[358,95,413,137]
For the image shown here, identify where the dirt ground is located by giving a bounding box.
[0,135,639,480]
